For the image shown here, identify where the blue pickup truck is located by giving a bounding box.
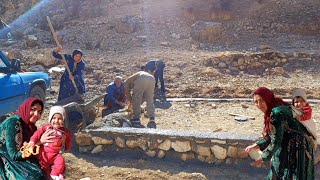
[0,50,51,116]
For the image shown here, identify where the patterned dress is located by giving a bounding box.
[0,115,44,180]
[257,105,315,180]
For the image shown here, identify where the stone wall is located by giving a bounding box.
[202,50,319,74]
[75,127,320,166]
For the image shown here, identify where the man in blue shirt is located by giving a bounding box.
[103,76,126,115]
[141,59,166,94]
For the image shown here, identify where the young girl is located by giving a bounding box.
[292,88,312,120]
[292,88,317,142]
[28,106,72,180]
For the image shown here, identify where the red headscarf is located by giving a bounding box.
[16,98,44,138]
[253,87,288,134]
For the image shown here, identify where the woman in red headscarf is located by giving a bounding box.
[0,98,54,180]
[245,87,315,179]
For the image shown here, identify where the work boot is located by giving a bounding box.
[130,119,145,128]
[147,118,156,129]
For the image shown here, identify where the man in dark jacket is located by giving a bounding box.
[141,59,166,94]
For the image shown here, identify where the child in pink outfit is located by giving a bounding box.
[292,88,312,121]
[292,88,317,141]
[29,106,72,180]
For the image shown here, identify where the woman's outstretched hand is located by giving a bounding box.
[245,143,259,153]
[39,129,55,144]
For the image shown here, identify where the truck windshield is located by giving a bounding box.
[0,56,8,73]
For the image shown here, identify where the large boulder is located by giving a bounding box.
[86,112,132,129]
[191,21,223,43]
[23,27,37,36]
[48,66,65,79]
[35,49,59,67]
[115,16,140,34]
[7,49,23,60]
[211,10,232,21]
[26,35,39,48]
[28,65,45,72]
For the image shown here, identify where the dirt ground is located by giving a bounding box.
[14,44,320,180]
[37,49,320,180]
[38,76,320,180]
[1,0,320,179]
[5,35,320,180]
[43,97,320,180]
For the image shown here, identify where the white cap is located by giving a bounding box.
[292,88,307,102]
[48,106,66,124]
[115,76,122,81]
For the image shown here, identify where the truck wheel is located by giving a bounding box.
[29,85,46,103]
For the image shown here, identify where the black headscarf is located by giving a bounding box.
[72,49,83,58]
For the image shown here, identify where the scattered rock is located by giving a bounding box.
[26,35,39,48]
[157,150,166,159]
[191,21,223,43]
[28,65,45,72]
[146,150,157,157]
[7,49,23,60]
[23,27,37,35]
[160,41,171,47]
[91,145,103,154]
[115,16,140,34]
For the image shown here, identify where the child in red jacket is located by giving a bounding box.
[292,88,317,142]
[292,88,312,121]
[29,106,72,180]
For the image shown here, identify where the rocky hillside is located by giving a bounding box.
[1,0,320,51]
[1,0,320,99]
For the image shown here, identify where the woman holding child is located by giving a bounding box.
[0,98,54,179]
[245,87,315,179]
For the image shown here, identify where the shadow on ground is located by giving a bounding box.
[154,90,172,110]
[69,147,270,180]
[72,146,320,179]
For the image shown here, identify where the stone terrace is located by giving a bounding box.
[75,127,320,177]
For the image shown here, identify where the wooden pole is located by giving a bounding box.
[46,16,79,93]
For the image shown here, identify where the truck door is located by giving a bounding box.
[0,55,25,116]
